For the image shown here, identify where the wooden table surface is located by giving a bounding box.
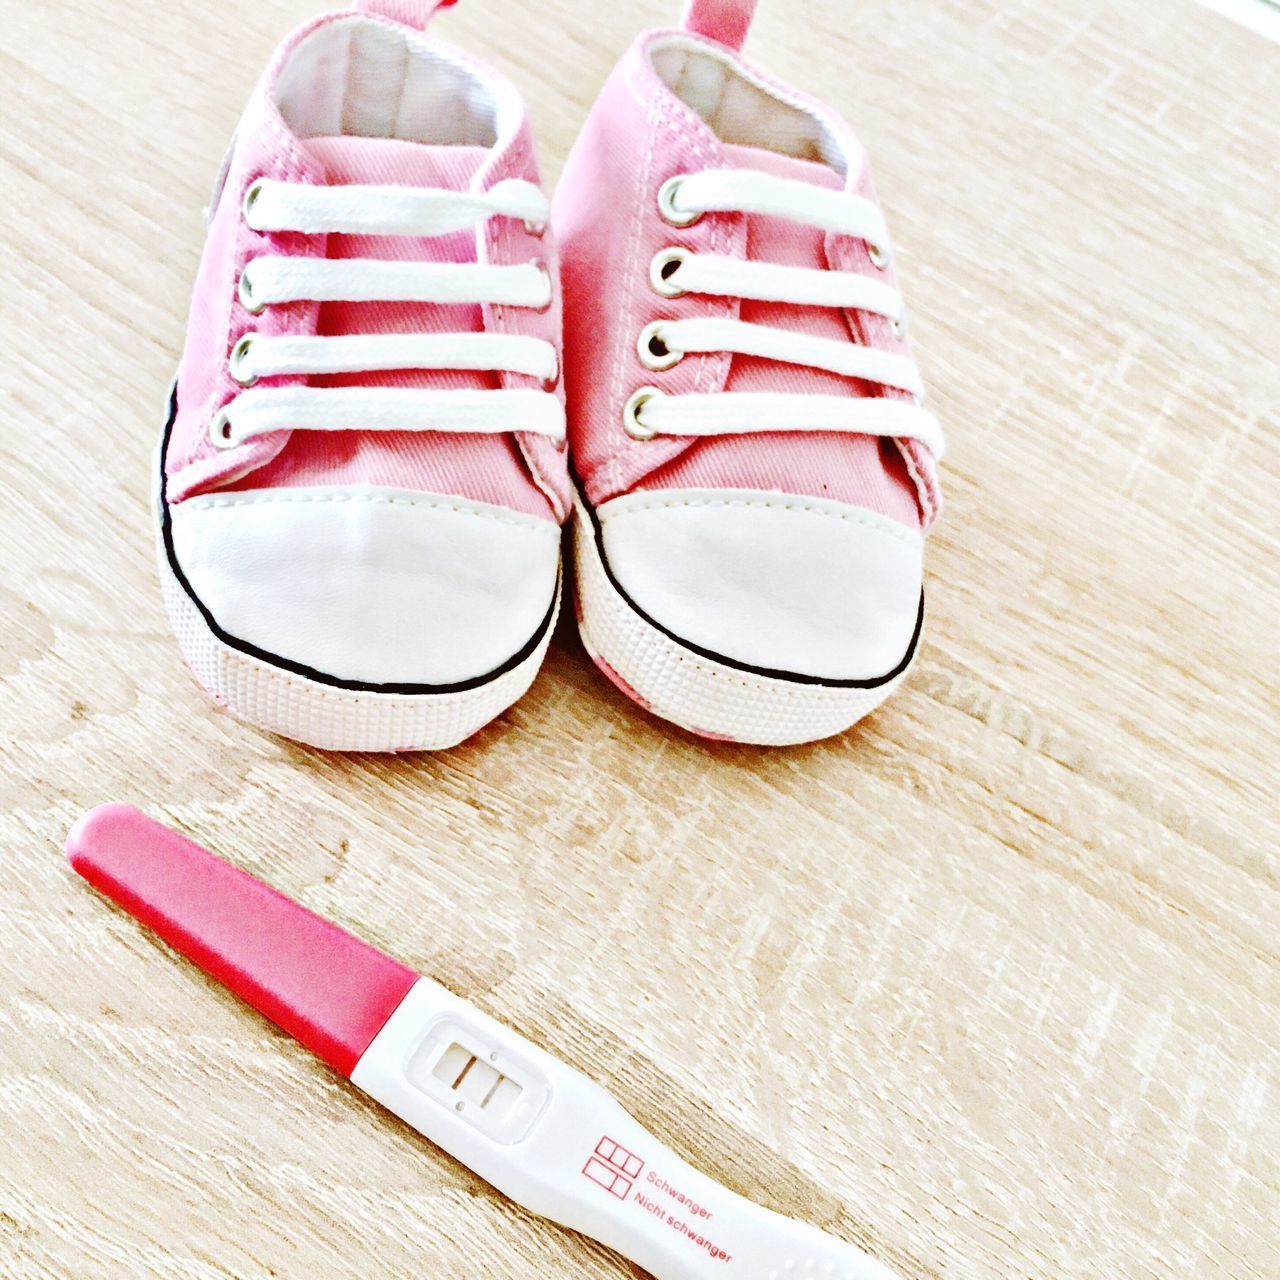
[1,1,1276,1276]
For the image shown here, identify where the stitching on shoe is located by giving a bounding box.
[599,496,921,544]
[662,648,901,698]
[607,48,729,489]
[606,70,661,495]
[177,491,560,533]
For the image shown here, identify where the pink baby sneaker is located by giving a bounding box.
[554,0,945,746]
[158,0,568,751]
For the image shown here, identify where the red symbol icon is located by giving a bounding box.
[582,1136,644,1200]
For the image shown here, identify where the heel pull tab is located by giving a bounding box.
[355,0,459,28]
[681,0,757,50]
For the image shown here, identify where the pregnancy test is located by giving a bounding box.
[67,804,900,1280]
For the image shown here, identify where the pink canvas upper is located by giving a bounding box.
[167,5,568,523]
[552,7,941,530]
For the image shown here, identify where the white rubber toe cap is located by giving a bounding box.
[169,485,561,687]
[595,488,923,682]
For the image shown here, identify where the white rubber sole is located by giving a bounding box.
[154,438,557,753]
[572,491,916,746]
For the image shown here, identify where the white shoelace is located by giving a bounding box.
[629,168,944,459]
[212,177,563,450]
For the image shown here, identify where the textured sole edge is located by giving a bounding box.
[154,444,558,752]
[572,490,912,746]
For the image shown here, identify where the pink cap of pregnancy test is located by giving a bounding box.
[66,804,419,1076]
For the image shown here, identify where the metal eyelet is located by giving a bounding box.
[209,406,236,449]
[622,386,663,440]
[889,316,906,339]
[868,241,891,270]
[523,217,548,238]
[238,266,266,315]
[542,349,561,391]
[657,175,701,227]
[649,247,690,298]
[637,321,682,371]
[229,333,259,386]
[242,178,266,226]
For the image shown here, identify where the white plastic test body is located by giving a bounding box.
[353,979,898,1280]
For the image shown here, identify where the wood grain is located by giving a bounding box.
[1,1,1276,1276]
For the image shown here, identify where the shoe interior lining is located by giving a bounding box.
[276,17,511,147]
[648,35,845,173]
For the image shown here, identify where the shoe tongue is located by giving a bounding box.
[719,142,850,375]
[721,142,844,192]
[303,135,489,191]
[676,142,919,527]
[299,136,493,393]
[232,133,552,519]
